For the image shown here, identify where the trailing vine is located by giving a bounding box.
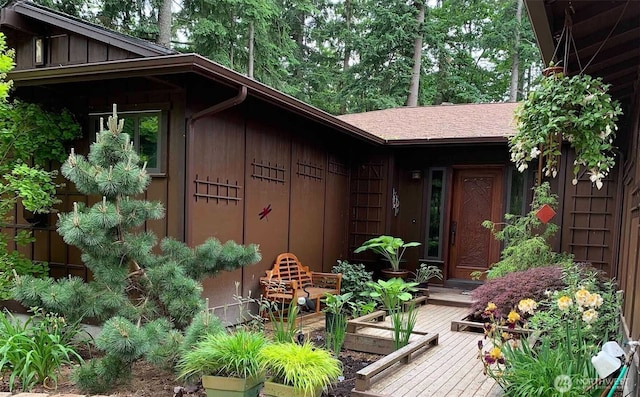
[510,70,622,189]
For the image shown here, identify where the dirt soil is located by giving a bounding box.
[1,332,382,397]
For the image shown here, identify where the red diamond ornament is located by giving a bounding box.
[536,204,556,224]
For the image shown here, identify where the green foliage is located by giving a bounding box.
[180,310,225,353]
[411,263,443,283]
[322,292,353,355]
[259,342,342,395]
[177,329,268,382]
[3,164,60,213]
[365,277,419,349]
[500,337,599,397]
[528,264,621,349]
[0,230,48,300]
[511,70,623,189]
[13,106,261,392]
[0,308,83,391]
[331,260,373,297]
[482,182,572,279]
[354,235,420,271]
[263,299,299,344]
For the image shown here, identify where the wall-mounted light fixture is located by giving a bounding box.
[34,37,44,66]
[410,169,422,180]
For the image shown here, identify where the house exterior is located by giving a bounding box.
[0,3,638,382]
[525,1,640,394]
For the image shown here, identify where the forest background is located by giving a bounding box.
[34,0,540,114]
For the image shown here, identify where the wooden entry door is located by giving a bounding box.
[449,167,504,279]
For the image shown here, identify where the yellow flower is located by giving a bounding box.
[557,296,573,310]
[575,288,591,307]
[489,347,503,360]
[582,309,599,324]
[518,298,537,315]
[485,302,497,312]
[507,310,521,324]
[587,293,604,308]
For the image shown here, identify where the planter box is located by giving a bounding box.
[202,375,263,397]
[450,314,533,335]
[344,310,432,355]
[263,380,321,397]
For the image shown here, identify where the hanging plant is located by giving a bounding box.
[510,67,623,189]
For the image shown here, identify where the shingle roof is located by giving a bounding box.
[337,102,519,143]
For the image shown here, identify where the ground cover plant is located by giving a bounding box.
[12,106,261,393]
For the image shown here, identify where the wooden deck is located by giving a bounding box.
[351,303,503,397]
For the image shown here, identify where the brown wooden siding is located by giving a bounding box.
[5,27,138,71]
[289,137,326,272]
[322,154,350,271]
[618,88,640,342]
[186,100,356,309]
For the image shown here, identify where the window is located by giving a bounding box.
[90,111,163,173]
[506,166,527,216]
[425,168,446,259]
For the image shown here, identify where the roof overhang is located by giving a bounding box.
[7,53,385,145]
[524,0,639,102]
[385,136,510,146]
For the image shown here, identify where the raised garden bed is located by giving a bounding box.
[350,333,439,396]
[344,309,437,355]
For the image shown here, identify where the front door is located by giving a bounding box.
[449,167,504,279]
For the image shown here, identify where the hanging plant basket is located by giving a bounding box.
[510,68,623,189]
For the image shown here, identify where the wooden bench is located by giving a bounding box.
[259,253,342,313]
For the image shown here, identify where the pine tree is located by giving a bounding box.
[13,105,261,392]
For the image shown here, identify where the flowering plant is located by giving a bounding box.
[479,292,605,396]
[510,70,622,189]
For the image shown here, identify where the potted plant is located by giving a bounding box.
[354,235,421,279]
[510,65,622,189]
[411,263,443,290]
[366,278,419,349]
[259,342,342,397]
[177,329,268,397]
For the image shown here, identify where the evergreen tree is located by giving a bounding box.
[13,105,261,392]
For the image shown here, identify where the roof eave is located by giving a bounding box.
[9,1,172,57]
[524,0,556,66]
[8,54,385,145]
[384,136,510,146]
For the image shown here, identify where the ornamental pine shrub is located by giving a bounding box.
[470,265,566,320]
[12,106,261,392]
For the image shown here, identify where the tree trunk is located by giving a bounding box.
[157,0,172,47]
[406,0,425,107]
[248,21,255,78]
[508,0,523,102]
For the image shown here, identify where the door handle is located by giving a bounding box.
[450,221,457,245]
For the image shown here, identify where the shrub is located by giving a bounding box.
[470,265,566,319]
[481,183,573,279]
[331,260,373,296]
